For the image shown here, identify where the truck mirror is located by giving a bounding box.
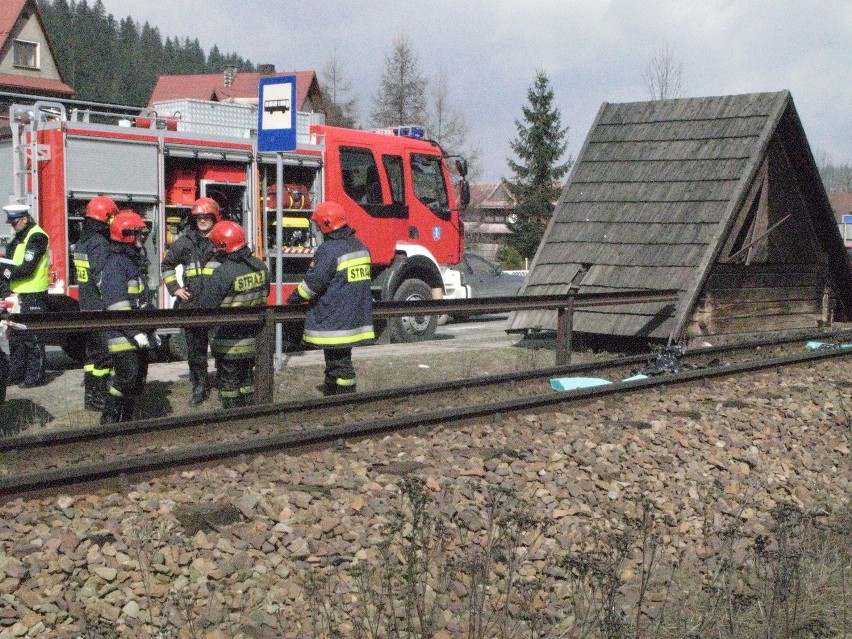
[458,179,470,210]
[455,158,469,178]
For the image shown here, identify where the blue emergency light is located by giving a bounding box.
[396,126,425,139]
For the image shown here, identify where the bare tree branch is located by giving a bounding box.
[642,43,686,100]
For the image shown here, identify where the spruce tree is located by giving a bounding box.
[504,70,571,260]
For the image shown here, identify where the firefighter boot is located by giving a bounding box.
[100,394,123,425]
[220,390,240,409]
[319,381,336,397]
[189,371,209,407]
[189,382,209,406]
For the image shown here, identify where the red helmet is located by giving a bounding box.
[85,196,119,223]
[190,197,222,222]
[209,221,246,254]
[311,201,348,233]
[110,210,148,243]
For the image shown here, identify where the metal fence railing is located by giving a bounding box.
[10,290,679,404]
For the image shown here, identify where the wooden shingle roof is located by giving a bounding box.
[509,91,849,340]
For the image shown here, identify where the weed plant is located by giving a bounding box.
[305,478,851,639]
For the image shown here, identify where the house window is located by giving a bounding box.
[13,40,39,70]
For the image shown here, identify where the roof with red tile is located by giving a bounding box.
[0,73,74,96]
[0,0,74,97]
[149,69,320,110]
[0,0,27,40]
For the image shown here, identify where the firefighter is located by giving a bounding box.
[199,221,269,408]
[286,201,374,395]
[161,196,222,406]
[1,203,49,388]
[72,195,119,410]
[100,210,153,424]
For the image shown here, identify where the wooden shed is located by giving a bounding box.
[509,91,852,343]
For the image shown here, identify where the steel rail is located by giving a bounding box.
[3,326,844,453]
[2,343,850,497]
[2,327,849,454]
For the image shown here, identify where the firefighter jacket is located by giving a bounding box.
[3,220,49,294]
[198,247,269,361]
[289,226,375,348]
[160,228,219,308]
[100,243,148,354]
[72,218,110,311]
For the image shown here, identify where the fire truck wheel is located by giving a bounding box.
[388,278,438,343]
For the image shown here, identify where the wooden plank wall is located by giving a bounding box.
[686,263,826,337]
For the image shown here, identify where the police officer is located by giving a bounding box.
[72,195,119,410]
[200,221,269,408]
[161,197,222,405]
[1,203,49,388]
[287,201,374,395]
[100,210,153,424]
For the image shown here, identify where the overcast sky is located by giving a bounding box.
[96,0,851,183]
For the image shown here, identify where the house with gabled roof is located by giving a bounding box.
[509,91,852,344]
[148,66,323,113]
[463,182,516,259]
[0,0,74,113]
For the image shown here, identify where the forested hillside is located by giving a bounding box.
[40,0,254,106]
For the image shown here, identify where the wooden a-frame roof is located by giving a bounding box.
[509,90,852,341]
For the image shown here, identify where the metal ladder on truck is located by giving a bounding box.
[8,101,65,222]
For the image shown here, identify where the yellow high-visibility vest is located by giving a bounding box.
[10,224,49,293]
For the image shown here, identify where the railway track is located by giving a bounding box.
[2,330,852,498]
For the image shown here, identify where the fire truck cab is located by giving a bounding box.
[0,96,470,359]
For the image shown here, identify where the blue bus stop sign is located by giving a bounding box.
[258,76,297,152]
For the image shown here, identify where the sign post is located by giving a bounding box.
[257,76,297,370]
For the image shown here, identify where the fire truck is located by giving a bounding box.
[0,96,471,359]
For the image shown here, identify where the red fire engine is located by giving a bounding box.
[0,96,471,359]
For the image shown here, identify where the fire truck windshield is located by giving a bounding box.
[411,153,450,220]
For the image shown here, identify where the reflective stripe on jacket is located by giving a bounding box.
[296,226,374,348]
[101,244,148,353]
[161,228,219,307]
[72,223,110,310]
[199,247,270,361]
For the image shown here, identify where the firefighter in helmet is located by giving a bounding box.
[72,195,119,410]
[1,203,50,388]
[198,221,269,408]
[99,210,154,423]
[161,196,222,406]
[287,201,374,395]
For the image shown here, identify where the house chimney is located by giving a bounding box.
[223,64,237,88]
[257,64,276,75]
